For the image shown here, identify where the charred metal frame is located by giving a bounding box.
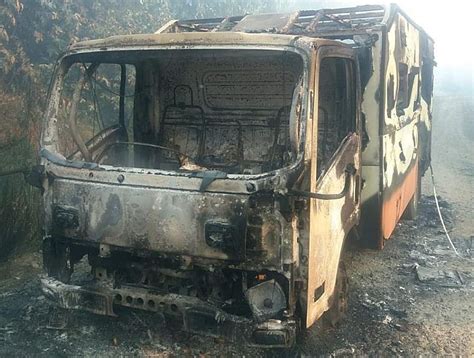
[37,3,434,349]
[40,38,316,348]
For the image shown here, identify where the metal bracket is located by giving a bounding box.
[289,163,356,200]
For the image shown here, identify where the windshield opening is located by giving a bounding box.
[52,49,304,175]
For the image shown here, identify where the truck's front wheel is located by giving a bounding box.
[323,262,349,327]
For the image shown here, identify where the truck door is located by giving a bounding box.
[306,48,361,327]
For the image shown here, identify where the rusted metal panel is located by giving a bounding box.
[382,160,418,238]
[50,179,249,260]
[306,133,360,327]
[380,10,433,240]
[67,33,319,52]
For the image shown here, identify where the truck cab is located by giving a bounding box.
[39,5,433,348]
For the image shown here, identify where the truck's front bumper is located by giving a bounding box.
[40,276,296,348]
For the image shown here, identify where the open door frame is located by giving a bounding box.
[305,45,362,328]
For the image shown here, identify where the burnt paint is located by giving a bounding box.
[127,203,151,249]
[93,194,123,240]
[197,199,248,261]
[53,206,79,230]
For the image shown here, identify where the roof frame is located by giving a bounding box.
[156,4,387,37]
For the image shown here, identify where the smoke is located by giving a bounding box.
[283,0,474,97]
[388,0,473,97]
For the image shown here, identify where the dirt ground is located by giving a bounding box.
[0,95,472,357]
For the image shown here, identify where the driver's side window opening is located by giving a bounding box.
[317,57,356,177]
[56,50,304,175]
[57,63,136,162]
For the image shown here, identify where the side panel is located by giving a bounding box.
[381,159,418,238]
[418,34,435,175]
[359,31,383,247]
[381,12,429,239]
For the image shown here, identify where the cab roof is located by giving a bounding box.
[68,32,344,54]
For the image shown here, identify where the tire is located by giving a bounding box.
[323,262,349,327]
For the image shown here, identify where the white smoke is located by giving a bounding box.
[283,0,474,96]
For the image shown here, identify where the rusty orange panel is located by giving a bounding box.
[382,160,418,239]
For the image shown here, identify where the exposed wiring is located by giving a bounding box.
[429,164,461,257]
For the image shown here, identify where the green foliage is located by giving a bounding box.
[0,139,41,260]
[0,0,285,91]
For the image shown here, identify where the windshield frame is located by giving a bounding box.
[41,44,311,180]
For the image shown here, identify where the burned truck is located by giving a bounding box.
[38,4,434,348]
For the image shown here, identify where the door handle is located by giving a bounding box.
[289,164,356,200]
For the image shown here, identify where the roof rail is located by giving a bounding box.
[156,4,387,38]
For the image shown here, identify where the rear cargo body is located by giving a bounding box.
[38,4,433,348]
[346,7,435,248]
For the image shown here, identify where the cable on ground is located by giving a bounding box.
[428,164,461,257]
